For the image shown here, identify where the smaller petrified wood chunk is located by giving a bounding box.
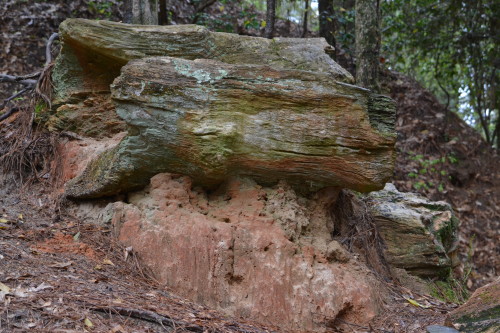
[367,184,459,277]
[447,278,500,332]
[65,57,396,199]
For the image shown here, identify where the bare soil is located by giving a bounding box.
[0,176,459,333]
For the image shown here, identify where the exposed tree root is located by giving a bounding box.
[333,190,393,282]
[0,33,60,187]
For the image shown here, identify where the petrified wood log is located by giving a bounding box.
[65,57,396,199]
[367,184,459,277]
[52,18,353,104]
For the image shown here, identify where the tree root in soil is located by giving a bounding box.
[0,32,60,186]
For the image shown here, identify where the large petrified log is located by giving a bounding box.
[52,18,353,104]
[65,56,396,198]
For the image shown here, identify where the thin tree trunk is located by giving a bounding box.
[159,0,169,25]
[355,0,380,92]
[265,0,276,39]
[123,0,158,25]
[302,0,309,38]
[495,115,499,150]
[318,0,336,51]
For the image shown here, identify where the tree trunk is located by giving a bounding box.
[191,0,217,24]
[265,0,276,39]
[318,0,336,51]
[123,0,158,25]
[302,0,309,38]
[494,115,499,150]
[355,0,380,92]
[159,0,168,25]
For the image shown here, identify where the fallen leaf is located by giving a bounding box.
[49,261,73,269]
[0,282,10,293]
[13,287,29,298]
[110,324,125,333]
[102,259,114,266]
[73,232,81,241]
[29,282,53,292]
[404,296,431,309]
[84,317,93,328]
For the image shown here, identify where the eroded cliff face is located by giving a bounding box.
[102,173,378,332]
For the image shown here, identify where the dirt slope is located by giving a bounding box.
[0,177,279,333]
[384,70,500,289]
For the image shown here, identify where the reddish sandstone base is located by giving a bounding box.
[109,173,379,332]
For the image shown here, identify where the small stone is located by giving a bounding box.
[426,325,459,333]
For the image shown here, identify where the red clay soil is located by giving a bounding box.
[34,232,99,259]
[0,177,457,333]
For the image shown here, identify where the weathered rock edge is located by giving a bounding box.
[52,18,354,104]
[65,57,396,199]
[447,277,500,332]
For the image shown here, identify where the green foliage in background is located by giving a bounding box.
[381,0,499,148]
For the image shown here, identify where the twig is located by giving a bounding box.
[0,107,20,122]
[89,305,204,332]
[0,88,31,111]
[45,33,59,65]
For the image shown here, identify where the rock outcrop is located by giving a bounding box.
[64,56,396,198]
[46,18,455,333]
[103,173,379,332]
[51,19,396,199]
[447,278,500,332]
[366,184,459,277]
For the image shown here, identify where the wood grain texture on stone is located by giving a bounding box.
[447,278,500,332]
[52,18,354,104]
[65,57,396,199]
[367,184,459,277]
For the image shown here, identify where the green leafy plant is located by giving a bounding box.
[407,151,458,192]
[88,0,115,19]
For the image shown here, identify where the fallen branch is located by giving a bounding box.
[0,32,58,121]
[0,107,19,122]
[90,305,204,332]
[0,74,37,87]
